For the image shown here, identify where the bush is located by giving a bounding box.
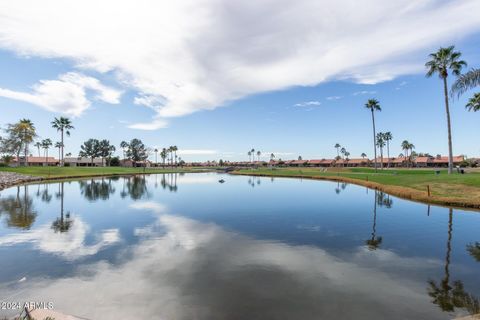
[109,156,120,166]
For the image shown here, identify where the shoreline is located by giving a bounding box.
[0,169,213,191]
[231,171,480,212]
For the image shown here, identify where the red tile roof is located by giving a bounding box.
[14,156,59,163]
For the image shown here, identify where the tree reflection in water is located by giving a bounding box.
[428,208,480,315]
[51,182,73,233]
[126,175,149,199]
[467,242,480,262]
[365,190,383,250]
[80,178,116,201]
[0,185,37,229]
[334,182,348,194]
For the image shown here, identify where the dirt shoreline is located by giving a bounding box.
[231,171,480,212]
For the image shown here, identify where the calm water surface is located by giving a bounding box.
[0,173,479,319]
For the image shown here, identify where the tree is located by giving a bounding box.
[161,148,167,168]
[376,132,386,169]
[99,139,115,166]
[120,141,128,161]
[426,46,467,174]
[334,143,341,158]
[41,139,52,165]
[401,140,410,166]
[270,153,275,161]
[340,147,346,159]
[361,153,367,159]
[55,141,63,162]
[251,148,255,163]
[79,139,101,165]
[365,99,381,171]
[465,93,480,112]
[408,143,416,166]
[383,131,393,167]
[256,150,261,162]
[451,68,480,97]
[172,145,178,166]
[248,151,252,162]
[16,119,37,166]
[126,139,148,166]
[1,124,22,160]
[154,148,158,165]
[51,117,74,166]
[34,141,42,157]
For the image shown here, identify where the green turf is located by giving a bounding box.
[235,167,480,200]
[0,166,210,178]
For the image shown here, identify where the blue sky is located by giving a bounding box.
[0,1,479,161]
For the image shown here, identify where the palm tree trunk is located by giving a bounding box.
[443,77,454,174]
[387,141,390,168]
[24,129,28,167]
[61,129,64,167]
[371,110,378,171]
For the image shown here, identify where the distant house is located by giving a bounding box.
[64,157,104,167]
[120,159,152,167]
[414,156,433,168]
[431,155,465,167]
[290,159,308,166]
[391,156,408,167]
[13,156,59,167]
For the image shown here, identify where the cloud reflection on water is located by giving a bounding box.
[1,201,457,320]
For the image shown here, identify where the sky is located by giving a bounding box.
[0,0,479,162]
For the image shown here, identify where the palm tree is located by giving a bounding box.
[248,151,252,162]
[51,117,74,166]
[161,148,167,168]
[401,140,410,166]
[451,68,480,97]
[256,150,261,162]
[34,141,42,157]
[334,143,341,158]
[270,153,275,161]
[426,46,467,174]
[365,99,381,171]
[361,153,367,159]
[465,93,480,112]
[376,133,385,169]
[383,131,393,167]
[16,119,36,166]
[41,139,52,165]
[120,141,128,161]
[172,145,178,166]
[251,148,255,163]
[340,147,346,159]
[154,148,158,165]
[408,143,416,166]
[55,141,63,162]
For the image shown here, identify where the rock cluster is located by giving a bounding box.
[0,172,42,191]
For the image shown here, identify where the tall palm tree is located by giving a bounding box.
[451,68,480,97]
[172,145,178,166]
[34,141,42,157]
[41,139,52,165]
[401,140,410,166]
[383,131,393,167]
[340,147,346,159]
[365,99,381,172]
[120,141,128,162]
[376,133,386,169]
[408,143,416,166]
[361,153,367,159]
[251,148,255,163]
[334,143,341,158]
[270,153,275,161]
[247,151,252,162]
[161,148,167,168]
[154,148,158,165]
[51,117,74,166]
[55,141,63,162]
[465,93,480,112]
[256,150,261,162]
[426,46,467,174]
[16,119,36,166]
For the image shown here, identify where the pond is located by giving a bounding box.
[0,173,479,319]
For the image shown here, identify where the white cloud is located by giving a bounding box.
[0,72,122,116]
[0,0,479,126]
[294,100,321,107]
[127,118,168,130]
[326,96,342,101]
[353,90,377,96]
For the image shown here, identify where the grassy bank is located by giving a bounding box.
[233,167,480,210]
[0,166,211,178]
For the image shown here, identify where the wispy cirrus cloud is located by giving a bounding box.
[326,96,342,101]
[0,1,479,128]
[353,90,377,96]
[294,100,321,108]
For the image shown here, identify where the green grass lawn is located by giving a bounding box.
[0,166,210,178]
[235,167,480,203]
